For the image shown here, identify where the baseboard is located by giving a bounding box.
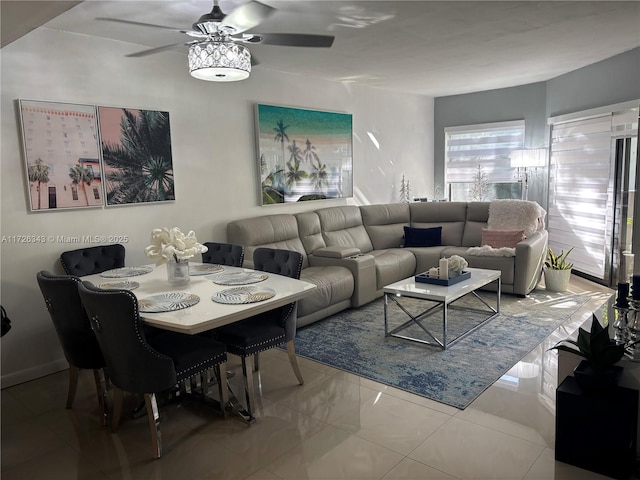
[1,358,68,388]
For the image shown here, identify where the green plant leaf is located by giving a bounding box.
[547,247,574,269]
[576,327,591,356]
[549,343,588,359]
[590,316,605,334]
[597,345,625,366]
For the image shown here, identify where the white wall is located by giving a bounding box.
[0,28,434,386]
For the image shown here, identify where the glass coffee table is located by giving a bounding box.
[383,267,501,349]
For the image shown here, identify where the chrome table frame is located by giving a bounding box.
[383,268,501,350]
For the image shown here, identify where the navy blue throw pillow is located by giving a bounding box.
[403,226,442,247]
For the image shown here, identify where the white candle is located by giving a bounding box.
[439,258,449,280]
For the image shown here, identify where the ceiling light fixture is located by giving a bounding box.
[188,41,251,82]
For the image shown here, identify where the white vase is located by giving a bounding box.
[166,259,190,286]
[544,267,571,292]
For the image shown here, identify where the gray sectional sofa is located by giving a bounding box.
[227,201,548,327]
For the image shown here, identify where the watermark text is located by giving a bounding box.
[2,234,129,244]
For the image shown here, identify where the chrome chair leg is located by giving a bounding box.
[241,355,256,417]
[214,362,229,418]
[66,365,79,408]
[254,352,260,372]
[111,387,124,432]
[286,340,304,385]
[144,393,162,459]
[92,368,108,427]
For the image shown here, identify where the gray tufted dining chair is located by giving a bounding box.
[60,244,126,276]
[213,247,304,416]
[78,281,229,459]
[202,242,244,267]
[36,271,108,427]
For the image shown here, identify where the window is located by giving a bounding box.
[93,187,100,200]
[548,102,639,282]
[445,120,525,201]
[71,185,78,201]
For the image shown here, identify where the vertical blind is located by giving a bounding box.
[445,120,525,185]
[548,115,613,279]
[549,105,638,281]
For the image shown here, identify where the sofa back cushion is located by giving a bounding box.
[227,214,309,268]
[295,211,327,255]
[462,202,490,247]
[315,206,374,253]
[360,203,410,250]
[409,202,467,246]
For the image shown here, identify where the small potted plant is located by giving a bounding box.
[550,314,625,390]
[544,247,574,292]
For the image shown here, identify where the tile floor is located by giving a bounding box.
[1,276,633,479]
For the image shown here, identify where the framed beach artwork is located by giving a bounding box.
[255,104,353,205]
[97,106,175,206]
[18,99,104,211]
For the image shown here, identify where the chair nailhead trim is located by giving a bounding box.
[226,334,286,354]
[177,356,226,379]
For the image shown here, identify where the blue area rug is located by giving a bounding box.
[293,289,594,409]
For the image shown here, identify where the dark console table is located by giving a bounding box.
[556,375,638,479]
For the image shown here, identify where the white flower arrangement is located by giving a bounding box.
[447,255,468,272]
[144,227,208,265]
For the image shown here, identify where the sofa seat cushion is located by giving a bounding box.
[370,249,416,289]
[299,266,354,317]
[443,246,515,285]
[405,246,449,274]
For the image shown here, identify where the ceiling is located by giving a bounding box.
[4,1,640,97]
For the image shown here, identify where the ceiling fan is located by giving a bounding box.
[97,0,335,82]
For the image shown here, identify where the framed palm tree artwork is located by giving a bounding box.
[18,99,104,211]
[97,106,175,206]
[255,104,353,205]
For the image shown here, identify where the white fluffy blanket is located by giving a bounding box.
[488,200,546,237]
[466,245,516,257]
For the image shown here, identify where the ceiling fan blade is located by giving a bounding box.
[251,33,335,48]
[125,42,195,58]
[222,1,275,34]
[96,17,192,35]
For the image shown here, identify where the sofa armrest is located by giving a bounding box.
[514,230,548,296]
[309,253,377,307]
[313,246,361,259]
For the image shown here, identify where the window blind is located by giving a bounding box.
[445,121,525,186]
[548,115,613,279]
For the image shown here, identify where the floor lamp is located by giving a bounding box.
[510,149,547,200]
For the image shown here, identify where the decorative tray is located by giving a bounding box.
[211,286,276,304]
[189,264,225,276]
[100,266,153,278]
[206,271,268,286]
[415,270,471,286]
[138,292,200,313]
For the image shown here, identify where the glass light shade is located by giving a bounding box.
[510,148,547,168]
[188,41,251,82]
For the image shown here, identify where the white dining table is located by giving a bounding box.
[83,263,317,335]
[83,262,317,423]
